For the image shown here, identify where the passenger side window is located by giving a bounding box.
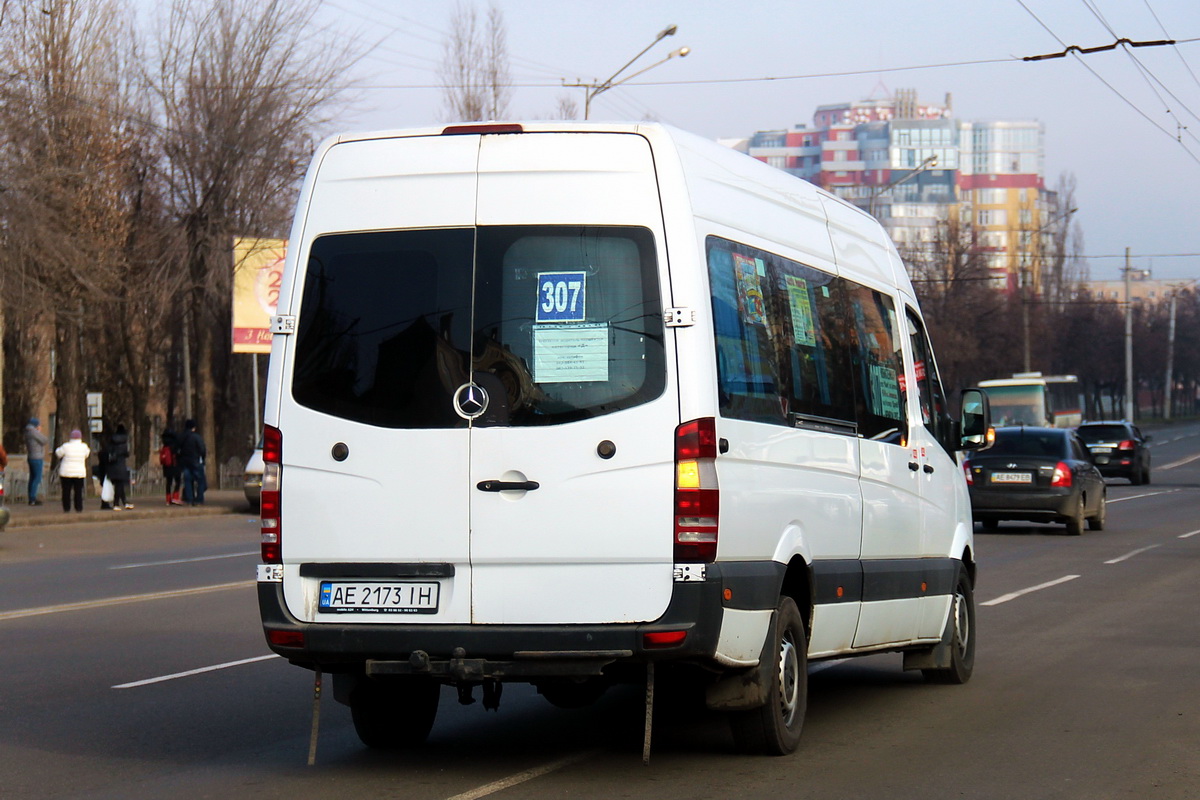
[707,237,856,430]
[906,308,954,455]
[845,284,907,442]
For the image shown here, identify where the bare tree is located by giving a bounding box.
[148,0,359,471]
[0,0,133,440]
[439,2,512,121]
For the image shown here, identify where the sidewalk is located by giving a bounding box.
[1,489,250,530]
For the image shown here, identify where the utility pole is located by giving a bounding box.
[1123,247,1134,421]
[1164,289,1177,422]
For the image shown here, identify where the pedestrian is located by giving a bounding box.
[106,423,134,510]
[160,428,183,506]
[24,417,48,505]
[94,442,112,510]
[55,429,91,513]
[178,419,207,506]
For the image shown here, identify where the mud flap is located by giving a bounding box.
[903,602,955,672]
[704,610,773,712]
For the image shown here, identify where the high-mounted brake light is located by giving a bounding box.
[1051,461,1072,488]
[675,418,719,563]
[441,123,524,136]
[260,425,283,564]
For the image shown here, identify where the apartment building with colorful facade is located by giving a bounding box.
[741,90,1061,293]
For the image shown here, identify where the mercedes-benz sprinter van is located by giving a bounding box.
[257,122,991,755]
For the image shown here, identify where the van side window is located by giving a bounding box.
[706,237,856,430]
[906,308,953,454]
[845,284,908,442]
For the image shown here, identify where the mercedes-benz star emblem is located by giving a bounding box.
[453,382,490,420]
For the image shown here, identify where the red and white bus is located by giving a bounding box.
[979,372,1082,428]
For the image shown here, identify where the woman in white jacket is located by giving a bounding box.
[56,429,91,513]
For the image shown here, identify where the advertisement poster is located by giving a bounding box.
[232,238,287,354]
[732,253,768,327]
[784,275,816,347]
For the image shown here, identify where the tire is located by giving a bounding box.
[922,570,976,685]
[349,676,440,749]
[1087,491,1107,531]
[981,518,999,531]
[1142,465,1151,485]
[730,596,807,756]
[1130,467,1143,486]
[1065,495,1085,536]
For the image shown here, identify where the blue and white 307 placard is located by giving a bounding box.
[536,271,587,323]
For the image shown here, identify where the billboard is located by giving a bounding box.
[232,238,287,354]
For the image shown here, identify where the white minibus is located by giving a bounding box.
[257,122,991,755]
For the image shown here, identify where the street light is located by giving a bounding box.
[868,154,938,218]
[564,25,691,120]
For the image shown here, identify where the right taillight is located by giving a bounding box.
[261,425,282,564]
[675,418,719,563]
[1118,440,1136,451]
[1051,461,1072,488]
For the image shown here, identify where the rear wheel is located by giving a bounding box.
[922,569,976,684]
[349,676,440,749]
[1087,491,1107,531]
[730,596,807,755]
[980,518,999,531]
[1130,467,1143,485]
[1065,495,1085,536]
[1142,465,1151,484]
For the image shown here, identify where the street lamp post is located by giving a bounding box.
[867,155,937,218]
[563,25,690,120]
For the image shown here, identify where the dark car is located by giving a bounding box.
[1074,421,1151,484]
[965,426,1106,535]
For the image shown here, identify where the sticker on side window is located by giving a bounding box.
[536,271,587,323]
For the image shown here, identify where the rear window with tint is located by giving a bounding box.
[1076,425,1130,443]
[292,226,664,428]
[987,430,1069,458]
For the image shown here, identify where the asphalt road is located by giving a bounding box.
[2,424,1198,799]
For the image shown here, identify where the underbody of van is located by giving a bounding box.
[257,122,989,756]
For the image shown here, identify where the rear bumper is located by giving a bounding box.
[969,488,1078,521]
[258,561,782,678]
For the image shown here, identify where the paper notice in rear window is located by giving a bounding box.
[533,323,609,383]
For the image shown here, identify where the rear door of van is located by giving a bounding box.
[276,129,677,627]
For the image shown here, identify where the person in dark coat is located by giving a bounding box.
[106,424,133,510]
[160,428,183,506]
[178,419,208,506]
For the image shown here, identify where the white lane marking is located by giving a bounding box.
[981,575,1080,607]
[110,551,259,570]
[1159,453,1200,470]
[113,654,280,689]
[444,749,602,800]
[1180,529,1200,539]
[0,581,254,622]
[1105,545,1163,564]
[1107,490,1179,504]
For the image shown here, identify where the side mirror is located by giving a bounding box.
[958,388,992,451]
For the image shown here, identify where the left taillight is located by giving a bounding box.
[675,418,719,563]
[260,424,282,563]
[1051,461,1072,488]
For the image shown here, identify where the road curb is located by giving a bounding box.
[1,502,246,531]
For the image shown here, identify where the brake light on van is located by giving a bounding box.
[675,418,719,563]
[260,425,283,564]
[1051,461,1072,488]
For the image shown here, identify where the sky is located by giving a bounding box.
[313,0,1200,283]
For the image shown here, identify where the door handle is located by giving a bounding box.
[923,464,935,474]
[908,462,920,472]
[477,480,540,492]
